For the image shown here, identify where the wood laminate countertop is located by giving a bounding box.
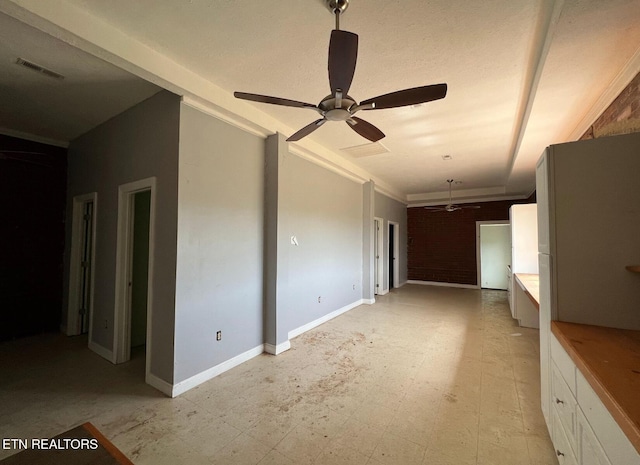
[514,273,539,309]
[551,321,640,453]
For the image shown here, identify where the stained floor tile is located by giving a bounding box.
[0,285,555,464]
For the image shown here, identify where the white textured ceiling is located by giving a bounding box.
[0,0,639,203]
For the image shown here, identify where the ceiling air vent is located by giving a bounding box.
[341,141,389,158]
[15,58,64,80]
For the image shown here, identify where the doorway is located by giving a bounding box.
[114,178,155,370]
[477,221,511,290]
[130,190,151,352]
[388,222,400,290]
[67,193,97,338]
[374,217,383,295]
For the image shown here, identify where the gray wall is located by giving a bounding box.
[375,191,408,290]
[174,104,265,383]
[65,91,180,383]
[362,182,375,301]
[278,152,363,335]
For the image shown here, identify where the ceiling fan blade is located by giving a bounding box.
[286,119,327,142]
[234,92,317,110]
[360,83,447,110]
[423,206,447,211]
[346,117,385,142]
[328,30,358,95]
[460,205,481,209]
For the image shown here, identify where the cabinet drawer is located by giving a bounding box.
[552,361,577,452]
[577,408,611,465]
[553,408,578,465]
[550,333,576,396]
[576,371,640,465]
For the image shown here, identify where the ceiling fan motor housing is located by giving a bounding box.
[326,0,350,14]
[319,94,356,121]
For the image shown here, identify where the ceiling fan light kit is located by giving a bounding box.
[234,0,447,143]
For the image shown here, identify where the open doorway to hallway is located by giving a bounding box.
[477,221,511,290]
[114,178,155,379]
[67,193,97,339]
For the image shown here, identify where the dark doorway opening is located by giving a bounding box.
[129,190,151,356]
[0,135,67,341]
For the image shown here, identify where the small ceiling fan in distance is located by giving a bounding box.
[424,179,481,212]
[234,0,447,142]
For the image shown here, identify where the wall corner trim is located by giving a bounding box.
[170,344,265,397]
[146,373,173,397]
[288,299,365,341]
[88,341,114,363]
[264,341,291,355]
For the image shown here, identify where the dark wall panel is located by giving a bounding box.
[0,135,67,341]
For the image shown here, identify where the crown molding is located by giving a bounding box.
[565,45,640,141]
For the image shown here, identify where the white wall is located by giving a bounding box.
[174,103,265,384]
[65,91,179,384]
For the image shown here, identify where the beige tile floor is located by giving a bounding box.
[0,285,557,464]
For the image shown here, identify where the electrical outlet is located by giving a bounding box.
[216,331,222,341]
[353,284,356,290]
[318,296,322,303]
[104,319,108,329]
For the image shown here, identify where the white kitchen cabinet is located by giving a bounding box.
[576,370,640,465]
[536,133,640,330]
[536,133,640,465]
[553,408,578,465]
[552,361,578,452]
[509,204,538,323]
[535,153,551,256]
[577,409,612,465]
[548,333,640,465]
[539,253,552,429]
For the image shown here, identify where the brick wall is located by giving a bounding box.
[580,71,640,140]
[407,196,534,286]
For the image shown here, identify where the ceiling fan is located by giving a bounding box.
[0,150,54,168]
[424,179,481,212]
[234,0,447,143]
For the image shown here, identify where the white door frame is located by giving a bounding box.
[374,217,384,295]
[476,220,510,290]
[114,177,156,375]
[389,221,400,289]
[66,192,97,338]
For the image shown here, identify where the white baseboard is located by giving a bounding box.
[376,289,389,296]
[88,341,114,362]
[146,373,173,397]
[288,299,365,340]
[264,340,291,355]
[170,344,265,397]
[407,280,479,290]
[362,298,375,305]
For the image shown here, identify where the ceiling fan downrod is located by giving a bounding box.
[326,0,350,30]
